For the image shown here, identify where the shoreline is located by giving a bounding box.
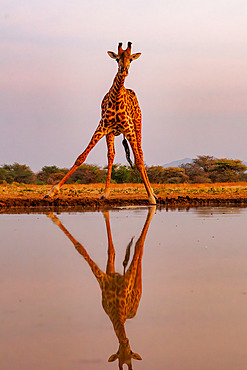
[0,183,247,212]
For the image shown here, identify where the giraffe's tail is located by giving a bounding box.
[122,137,134,169]
[123,236,134,275]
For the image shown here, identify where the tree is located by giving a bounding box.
[193,155,215,173]
[181,156,247,183]
[37,165,67,184]
[161,167,189,183]
[181,155,215,183]
[146,166,188,184]
[0,163,35,184]
[146,166,164,183]
[70,164,106,184]
[181,162,212,183]
[111,164,131,183]
[128,167,142,183]
[210,159,247,182]
[110,164,142,184]
[0,167,13,183]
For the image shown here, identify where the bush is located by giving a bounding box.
[0,163,35,184]
[181,156,247,183]
[69,164,106,184]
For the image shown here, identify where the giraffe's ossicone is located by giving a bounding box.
[44,42,156,205]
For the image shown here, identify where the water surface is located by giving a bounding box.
[1,207,247,370]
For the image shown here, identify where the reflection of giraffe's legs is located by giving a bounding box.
[125,206,155,288]
[103,211,116,274]
[133,206,156,290]
[126,134,156,205]
[44,126,106,199]
[46,213,105,285]
[101,133,115,199]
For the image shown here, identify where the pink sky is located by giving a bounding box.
[1,0,247,171]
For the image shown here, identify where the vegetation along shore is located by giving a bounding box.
[1,155,247,209]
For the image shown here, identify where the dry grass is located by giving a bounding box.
[152,182,247,199]
[1,182,247,202]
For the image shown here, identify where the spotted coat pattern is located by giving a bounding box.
[47,206,155,369]
[44,43,156,205]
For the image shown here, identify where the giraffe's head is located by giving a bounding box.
[108,338,142,369]
[107,42,141,77]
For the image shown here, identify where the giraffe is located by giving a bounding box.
[44,42,156,205]
[47,206,155,369]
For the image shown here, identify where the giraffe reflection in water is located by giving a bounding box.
[47,207,155,370]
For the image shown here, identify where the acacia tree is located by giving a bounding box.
[0,163,35,183]
[193,155,215,173]
[146,166,164,183]
[147,166,188,183]
[210,159,247,182]
[182,156,247,183]
[161,167,189,183]
[0,167,13,183]
[70,164,106,184]
[37,166,67,184]
[110,164,130,183]
[110,164,142,183]
[181,163,211,183]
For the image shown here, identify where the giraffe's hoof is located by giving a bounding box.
[100,195,108,200]
[43,185,60,199]
[100,192,110,200]
[148,195,157,205]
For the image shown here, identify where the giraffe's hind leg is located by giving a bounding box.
[134,129,157,202]
[44,126,106,199]
[101,133,115,200]
[126,134,156,205]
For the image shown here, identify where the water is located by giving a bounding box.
[1,206,247,370]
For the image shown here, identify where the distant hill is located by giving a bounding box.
[163,158,193,168]
[163,158,247,169]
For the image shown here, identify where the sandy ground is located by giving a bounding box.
[1,182,247,212]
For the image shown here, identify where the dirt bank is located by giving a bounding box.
[1,183,247,212]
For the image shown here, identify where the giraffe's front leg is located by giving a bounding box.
[43,183,62,199]
[101,133,115,200]
[44,126,105,199]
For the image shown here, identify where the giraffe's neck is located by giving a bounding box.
[109,72,126,102]
[112,316,127,343]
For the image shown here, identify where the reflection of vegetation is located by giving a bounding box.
[1,155,247,185]
[194,207,244,217]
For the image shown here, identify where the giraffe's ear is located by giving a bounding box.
[130,52,141,61]
[131,352,142,360]
[108,353,118,362]
[107,51,118,59]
